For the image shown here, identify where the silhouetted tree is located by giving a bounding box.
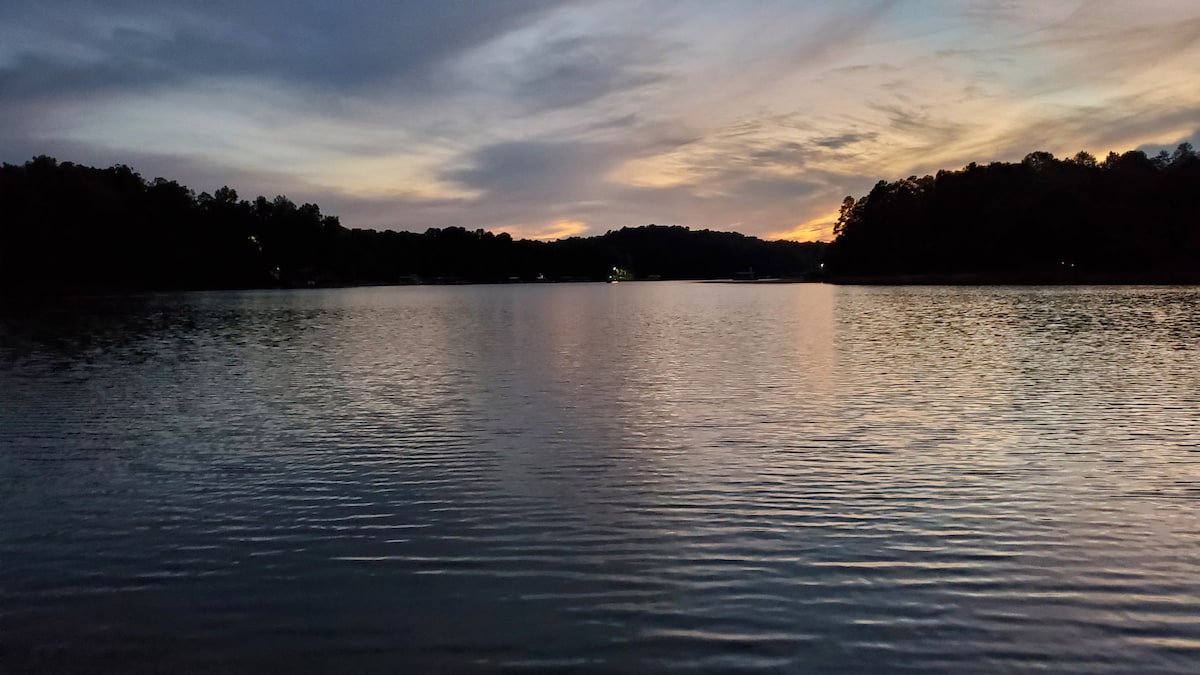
[826,144,1200,281]
[0,156,826,297]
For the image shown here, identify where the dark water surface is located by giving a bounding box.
[2,283,1199,672]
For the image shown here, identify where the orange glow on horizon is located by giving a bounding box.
[768,208,839,243]
[498,219,589,241]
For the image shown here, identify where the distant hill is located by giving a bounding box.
[0,156,825,296]
[825,145,1200,283]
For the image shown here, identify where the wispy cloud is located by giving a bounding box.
[3,0,1200,242]
[500,219,590,241]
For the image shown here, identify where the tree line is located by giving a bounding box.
[826,144,1200,282]
[7,142,1198,295]
[0,156,825,295]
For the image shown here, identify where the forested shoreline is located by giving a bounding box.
[825,144,1200,282]
[4,144,1200,297]
[0,156,824,296]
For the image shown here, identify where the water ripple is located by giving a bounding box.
[2,284,1200,672]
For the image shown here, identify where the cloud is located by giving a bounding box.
[719,174,825,202]
[751,142,812,168]
[870,103,968,147]
[498,219,590,241]
[1138,129,1200,158]
[0,0,578,103]
[812,132,881,149]
[5,0,1200,244]
[445,139,620,201]
[768,208,842,242]
[504,35,669,112]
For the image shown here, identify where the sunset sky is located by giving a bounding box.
[3,0,1199,241]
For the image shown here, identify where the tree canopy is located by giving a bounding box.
[0,157,825,295]
[826,144,1200,282]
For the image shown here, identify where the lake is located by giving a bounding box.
[2,283,1199,672]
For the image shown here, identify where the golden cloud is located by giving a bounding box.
[498,219,590,241]
[767,208,839,242]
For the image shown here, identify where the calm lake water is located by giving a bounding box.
[2,283,1199,672]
